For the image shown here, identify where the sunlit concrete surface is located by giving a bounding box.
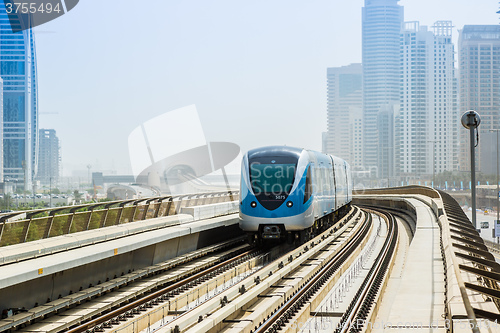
[0,211,241,311]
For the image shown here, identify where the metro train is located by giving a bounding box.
[239,146,353,244]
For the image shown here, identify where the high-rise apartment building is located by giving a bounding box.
[0,3,38,189]
[38,129,59,184]
[324,64,363,169]
[362,0,403,178]
[399,21,458,179]
[458,25,500,174]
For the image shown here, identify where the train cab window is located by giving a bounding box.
[249,155,298,210]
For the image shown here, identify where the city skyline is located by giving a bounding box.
[25,0,500,176]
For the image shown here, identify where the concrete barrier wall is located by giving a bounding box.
[0,215,243,311]
[181,201,239,220]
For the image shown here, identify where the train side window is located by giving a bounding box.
[304,166,312,203]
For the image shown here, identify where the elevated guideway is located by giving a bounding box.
[0,192,242,330]
[1,187,500,333]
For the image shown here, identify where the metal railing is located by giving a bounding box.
[353,185,440,199]
[0,191,239,247]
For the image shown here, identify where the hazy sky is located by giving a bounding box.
[34,0,499,176]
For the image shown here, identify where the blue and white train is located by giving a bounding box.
[239,146,352,244]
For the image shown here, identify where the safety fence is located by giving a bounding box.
[0,191,239,247]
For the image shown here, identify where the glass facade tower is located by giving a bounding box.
[362,0,403,178]
[0,3,38,189]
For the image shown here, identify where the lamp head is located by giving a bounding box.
[461,110,481,129]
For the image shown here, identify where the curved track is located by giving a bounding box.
[254,212,373,333]
[334,208,398,333]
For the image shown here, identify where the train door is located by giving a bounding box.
[344,161,349,204]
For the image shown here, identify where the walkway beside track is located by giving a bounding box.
[355,186,500,333]
[356,196,446,331]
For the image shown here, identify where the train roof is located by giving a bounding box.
[247,146,304,159]
[246,146,350,168]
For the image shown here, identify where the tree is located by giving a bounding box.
[0,194,13,210]
[73,190,82,203]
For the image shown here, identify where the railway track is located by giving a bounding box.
[252,210,373,333]
[65,247,264,333]
[155,206,365,333]
[246,208,398,333]
[334,208,398,333]
[11,206,402,333]
[179,206,397,333]
[13,240,297,333]
[3,238,252,333]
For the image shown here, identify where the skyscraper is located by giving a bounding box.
[324,64,363,169]
[362,0,403,179]
[458,25,500,174]
[0,3,38,189]
[399,21,458,179]
[38,129,59,184]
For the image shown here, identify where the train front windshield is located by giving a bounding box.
[249,156,297,210]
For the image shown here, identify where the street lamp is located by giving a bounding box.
[22,160,27,206]
[87,164,92,186]
[427,140,438,188]
[490,129,500,243]
[32,182,36,207]
[461,110,481,230]
[381,146,391,188]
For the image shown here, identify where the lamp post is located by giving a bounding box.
[22,160,27,206]
[87,165,92,187]
[381,146,391,188]
[427,140,438,188]
[490,129,500,243]
[461,110,481,230]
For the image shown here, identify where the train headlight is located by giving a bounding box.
[286,201,293,208]
[251,201,257,208]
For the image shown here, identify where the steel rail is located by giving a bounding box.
[65,248,258,333]
[334,208,398,333]
[254,210,372,333]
